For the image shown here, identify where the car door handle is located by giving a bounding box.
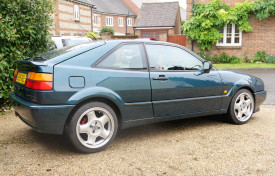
[153,75,168,80]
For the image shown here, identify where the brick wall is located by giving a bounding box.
[53,0,92,36]
[93,12,135,35]
[174,7,182,35]
[185,0,275,57]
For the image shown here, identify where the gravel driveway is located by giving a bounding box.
[0,105,274,175]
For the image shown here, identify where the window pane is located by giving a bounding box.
[155,32,159,40]
[97,45,145,69]
[235,27,240,44]
[145,45,203,71]
[226,24,232,44]
[218,27,223,43]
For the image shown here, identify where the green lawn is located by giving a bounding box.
[213,63,275,69]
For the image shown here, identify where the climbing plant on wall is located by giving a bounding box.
[182,0,275,50]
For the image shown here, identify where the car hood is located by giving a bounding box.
[217,69,265,92]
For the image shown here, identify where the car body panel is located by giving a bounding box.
[150,70,223,117]
[10,40,267,135]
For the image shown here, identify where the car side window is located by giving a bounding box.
[97,44,146,70]
[145,44,203,71]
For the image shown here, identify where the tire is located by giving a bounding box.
[227,89,254,125]
[65,102,118,153]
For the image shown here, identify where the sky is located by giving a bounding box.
[132,0,186,9]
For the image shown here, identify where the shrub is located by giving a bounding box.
[255,51,267,62]
[86,32,100,40]
[99,26,115,36]
[230,56,242,64]
[265,55,275,64]
[197,51,241,64]
[197,51,212,61]
[218,52,241,64]
[211,55,219,64]
[0,0,55,110]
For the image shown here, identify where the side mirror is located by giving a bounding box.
[203,61,212,73]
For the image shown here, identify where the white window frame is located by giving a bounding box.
[93,14,99,25]
[118,17,123,27]
[127,18,132,26]
[216,23,242,47]
[106,16,113,26]
[74,5,79,21]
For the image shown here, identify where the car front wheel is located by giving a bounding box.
[228,89,254,124]
[65,102,118,153]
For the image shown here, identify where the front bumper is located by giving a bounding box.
[254,90,267,112]
[10,93,75,134]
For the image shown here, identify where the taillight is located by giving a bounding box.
[25,72,53,90]
[13,69,18,82]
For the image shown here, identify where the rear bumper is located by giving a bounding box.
[10,93,75,134]
[254,90,266,112]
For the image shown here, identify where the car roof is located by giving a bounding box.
[52,36,90,39]
[103,39,173,45]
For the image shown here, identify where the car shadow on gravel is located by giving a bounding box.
[25,129,76,154]
[116,114,228,140]
[24,114,228,153]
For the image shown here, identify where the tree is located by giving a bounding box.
[0,0,56,110]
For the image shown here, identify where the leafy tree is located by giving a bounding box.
[0,0,55,109]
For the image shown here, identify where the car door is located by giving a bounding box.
[145,43,223,118]
[94,43,153,121]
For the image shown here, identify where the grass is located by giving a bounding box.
[213,63,275,69]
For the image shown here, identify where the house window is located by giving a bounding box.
[127,18,132,26]
[93,14,99,25]
[74,5,79,21]
[118,17,123,27]
[217,23,242,46]
[106,17,113,26]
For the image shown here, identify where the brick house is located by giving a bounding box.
[53,0,94,36]
[134,2,182,42]
[186,0,275,57]
[89,0,137,35]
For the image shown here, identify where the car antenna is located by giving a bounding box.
[70,18,98,41]
[88,32,98,41]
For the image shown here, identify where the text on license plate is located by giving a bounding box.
[16,72,27,84]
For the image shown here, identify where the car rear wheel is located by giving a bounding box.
[227,89,254,124]
[65,102,118,153]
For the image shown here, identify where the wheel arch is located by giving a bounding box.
[65,96,122,128]
[226,85,256,113]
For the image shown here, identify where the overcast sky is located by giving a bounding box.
[132,0,186,9]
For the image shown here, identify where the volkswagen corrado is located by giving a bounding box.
[10,40,266,153]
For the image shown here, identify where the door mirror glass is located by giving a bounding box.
[203,61,212,73]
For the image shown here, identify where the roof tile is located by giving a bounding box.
[135,2,179,27]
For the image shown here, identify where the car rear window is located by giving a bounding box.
[28,42,101,61]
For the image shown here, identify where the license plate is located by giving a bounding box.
[16,72,27,84]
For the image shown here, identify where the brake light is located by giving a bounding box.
[25,72,53,90]
[25,80,52,90]
[13,69,18,82]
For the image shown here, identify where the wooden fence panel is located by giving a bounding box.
[168,35,186,46]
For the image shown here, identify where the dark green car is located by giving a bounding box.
[10,40,266,153]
